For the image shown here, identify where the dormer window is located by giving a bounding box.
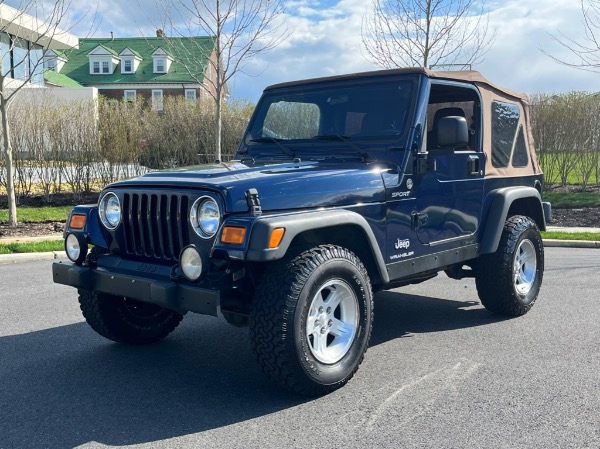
[151,48,173,74]
[43,49,68,73]
[118,48,142,74]
[87,45,119,75]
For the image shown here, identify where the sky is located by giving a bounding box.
[8,0,600,102]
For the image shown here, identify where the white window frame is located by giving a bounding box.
[154,58,165,73]
[124,90,136,102]
[102,61,110,73]
[92,61,100,74]
[123,58,132,73]
[185,89,196,101]
[152,89,164,111]
[46,58,57,72]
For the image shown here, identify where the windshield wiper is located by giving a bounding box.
[311,134,371,161]
[250,137,296,158]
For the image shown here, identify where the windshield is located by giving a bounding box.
[246,80,415,146]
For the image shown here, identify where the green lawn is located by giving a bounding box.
[542,231,600,242]
[0,240,64,254]
[542,191,600,208]
[543,172,598,186]
[0,206,72,223]
[541,231,600,241]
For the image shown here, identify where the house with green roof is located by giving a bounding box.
[46,33,225,110]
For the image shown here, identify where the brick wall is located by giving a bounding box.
[99,87,205,106]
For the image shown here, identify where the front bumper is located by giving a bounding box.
[52,255,220,316]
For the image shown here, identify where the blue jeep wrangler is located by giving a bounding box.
[53,68,550,396]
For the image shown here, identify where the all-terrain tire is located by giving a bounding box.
[249,245,373,396]
[78,290,184,345]
[475,215,544,316]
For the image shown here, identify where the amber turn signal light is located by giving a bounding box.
[221,226,246,245]
[69,214,87,230]
[269,228,285,249]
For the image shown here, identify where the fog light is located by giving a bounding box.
[65,233,88,264]
[180,245,207,281]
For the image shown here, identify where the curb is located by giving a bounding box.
[0,251,67,266]
[543,239,600,249]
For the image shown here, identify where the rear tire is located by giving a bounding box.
[249,245,373,396]
[78,290,183,344]
[475,215,544,316]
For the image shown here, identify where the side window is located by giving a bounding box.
[512,125,529,167]
[491,101,520,168]
[427,84,480,151]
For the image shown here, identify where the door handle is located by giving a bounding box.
[467,155,480,175]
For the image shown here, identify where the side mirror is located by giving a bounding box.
[436,116,468,149]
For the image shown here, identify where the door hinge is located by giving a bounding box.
[416,155,436,174]
[411,212,429,231]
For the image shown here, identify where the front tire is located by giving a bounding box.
[249,245,373,396]
[475,215,544,316]
[78,290,183,345]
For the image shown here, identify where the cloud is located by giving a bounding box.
[7,0,600,101]
[477,0,600,95]
[234,0,600,101]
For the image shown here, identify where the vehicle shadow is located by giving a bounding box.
[0,290,504,448]
[370,290,506,346]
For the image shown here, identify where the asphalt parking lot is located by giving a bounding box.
[0,247,598,449]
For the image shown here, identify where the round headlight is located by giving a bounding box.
[190,196,220,238]
[65,232,88,264]
[179,245,206,281]
[99,192,121,230]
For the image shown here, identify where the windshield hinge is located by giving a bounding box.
[246,188,262,216]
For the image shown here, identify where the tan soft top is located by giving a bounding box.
[266,68,529,103]
[266,68,539,178]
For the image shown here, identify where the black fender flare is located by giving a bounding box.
[480,187,545,254]
[245,209,390,284]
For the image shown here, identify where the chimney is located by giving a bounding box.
[156,29,166,38]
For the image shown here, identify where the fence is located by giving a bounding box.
[0,94,253,201]
[2,90,600,203]
[530,92,600,188]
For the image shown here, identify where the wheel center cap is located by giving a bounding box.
[318,312,328,327]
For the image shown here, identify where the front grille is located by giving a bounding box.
[122,192,190,262]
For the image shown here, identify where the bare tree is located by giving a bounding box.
[158,0,288,161]
[362,0,494,69]
[0,0,74,226]
[542,0,600,72]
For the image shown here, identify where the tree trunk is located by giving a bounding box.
[1,97,18,227]
[214,15,223,163]
[215,87,222,162]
